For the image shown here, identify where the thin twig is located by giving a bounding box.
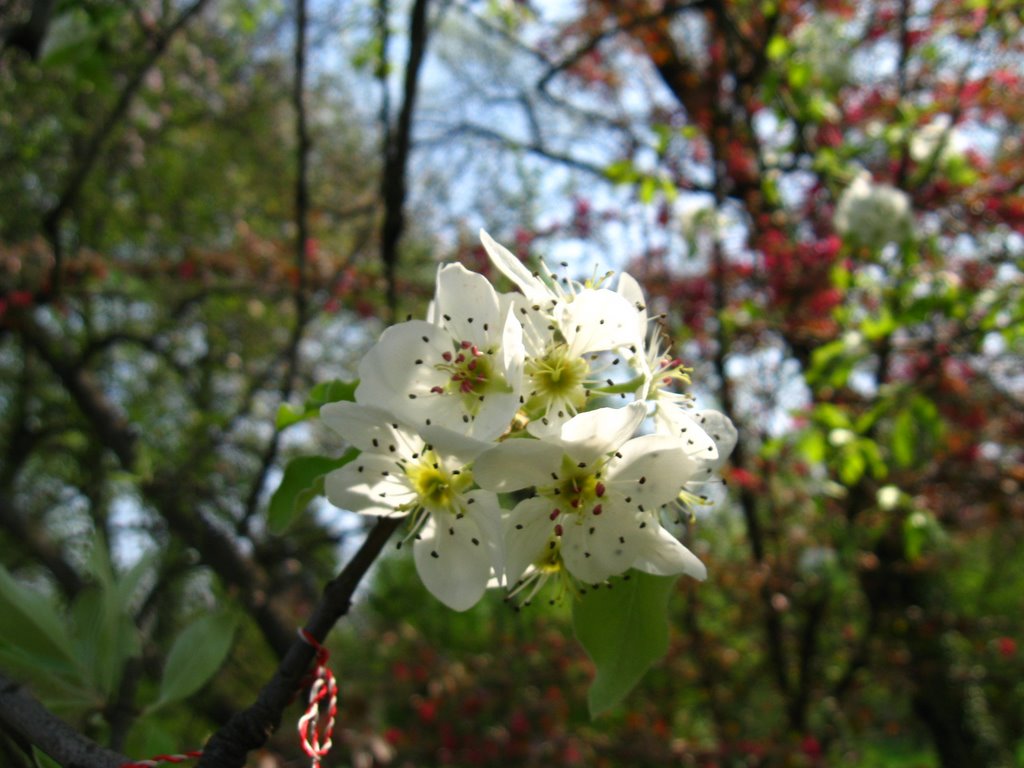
[196,516,403,768]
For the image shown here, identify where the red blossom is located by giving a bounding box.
[415,698,438,724]
[10,290,32,307]
[997,637,1017,658]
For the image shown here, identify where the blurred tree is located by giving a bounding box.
[0,0,432,764]
[1,1,1023,767]
[403,0,1024,766]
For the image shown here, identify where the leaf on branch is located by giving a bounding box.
[150,609,238,711]
[0,566,80,678]
[268,450,359,533]
[276,379,358,429]
[572,571,676,717]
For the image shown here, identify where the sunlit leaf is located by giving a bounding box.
[797,429,826,464]
[268,450,359,532]
[892,408,916,468]
[766,35,788,61]
[838,444,866,485]
[573,572,675,717]
[276,379,357,429]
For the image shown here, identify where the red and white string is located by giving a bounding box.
[297,629,338,768]
[120,750,203,768]
[119,628,337,768]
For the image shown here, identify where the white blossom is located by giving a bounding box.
[474,403,706,596]
[355,263,524,441]
[481,230,645,426]
[833,172,914,250]
[321,402,501,611]
[909,114,963,167]
[320,231,737,611]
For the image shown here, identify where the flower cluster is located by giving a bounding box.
[321,231,736,611]
[833,171,915,251]
[909,114,964,168]
[790,13,853,90]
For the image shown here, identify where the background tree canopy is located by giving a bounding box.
[1,1,1022,767]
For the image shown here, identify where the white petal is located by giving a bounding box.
[413,515,491,611]
[503,496,559,584]
[694,410,738,469]
[473,439,565,492]
[356,321,448,407]
[654,404,719,460]
[560,508,642,585]
[462,489,505,583]
[434,263,504,347]
[320,402,418,458]
[632,525,707,580]
[356,321,484,434]
[418,423,492,463]
[549,403,646,464]
[508,292,555,357]
[480,230,548,301]
[324,458,413,517]
[560,289,643,357]
[606,434,696,509]
[616,272,649,333]
[467,390,521,443]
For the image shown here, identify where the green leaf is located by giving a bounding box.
[69,585,141,700]
[32,746,62,768]
[797,429,826,464]
[603,160,638,184]
[268,450,359,533]
[116,551,159,611]
[814,403,852,430]
[572,572,676,717]
[64,534,144,698]
[837,444,866,486]
[151,610,238,710]
[766,35,788,61]
[639,176,657,204]
[892,408,916,468]
[861,306,896,341]
[276,379,357,429]
[807,339,855,387]
[40,9,96,65]
[0,566,79,676]
[857,437,888,480]
[787,61,811,89]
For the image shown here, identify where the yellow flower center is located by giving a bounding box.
[404,452,472,514]
[524,344,589,414]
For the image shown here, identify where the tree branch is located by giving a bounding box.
[239,0,315,533]
[16,310,296,658]
[380,0,431,320]
[0,491,84,598]
[41,0,212,296]
[197,516,403,768]
[0,673,128,768]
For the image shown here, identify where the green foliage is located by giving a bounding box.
[267,450,359,533]
[276,379,358,429]
[151,609,239,711]
[572,572,676,717]
[2,0,1023,765]
[890,395,942,470]
[70,538,151,700]
[0,566,80,684]
[31,747,62,768]
[902,510,945,562]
